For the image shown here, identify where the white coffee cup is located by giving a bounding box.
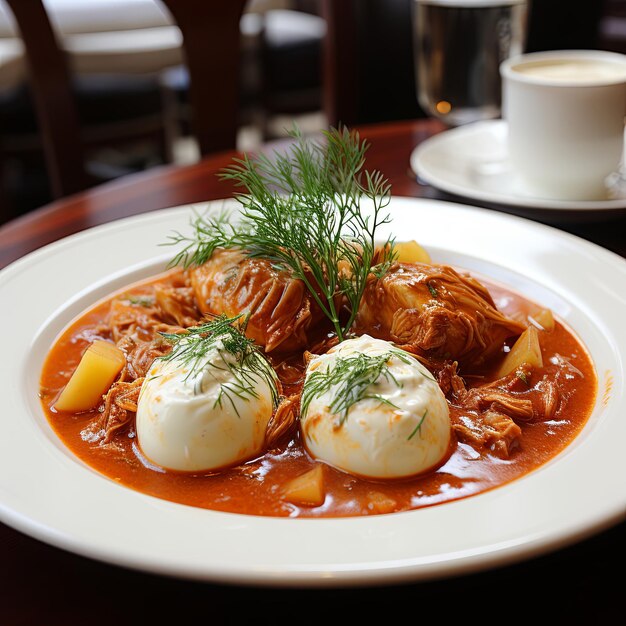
[500,49,626,201]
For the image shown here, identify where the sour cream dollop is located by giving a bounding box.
[136,336,277,472]
[300,335,450,479]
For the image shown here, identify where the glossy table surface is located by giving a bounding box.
[0,119,624,623]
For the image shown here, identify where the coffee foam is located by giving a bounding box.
[513,59,626,84]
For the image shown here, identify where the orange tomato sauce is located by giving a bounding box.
[39,271,597,518]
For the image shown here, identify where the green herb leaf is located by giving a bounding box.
[408,409,428,440]
[165,126,395,342]
[157,314,278,413]
[301,348,411,427]
[126,294,155,307]
[162,207,242,269]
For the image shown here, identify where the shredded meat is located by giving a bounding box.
[481,410,523,458]
[537,376,561,420]
[116,332,174,379]
[87,378,144,443]
[463,387,534,421]
[154,284,200,327]
[88,277,200,442]
[265,394,300,448]
[437,362,543,458]
[107,299,163,343]
[357,262,526,368]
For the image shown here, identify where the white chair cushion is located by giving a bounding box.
[0,0,172,38]
[65,26,183,75]
[0,37,24,89]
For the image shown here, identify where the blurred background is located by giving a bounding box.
[0,0,624,223]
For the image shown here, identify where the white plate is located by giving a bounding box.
[0,197,624,587]
[410,120,626,215]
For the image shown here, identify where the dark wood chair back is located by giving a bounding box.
[159,0,248,156]
[4,0,249,204]
[4,0,89,198]
[321,0,426,128]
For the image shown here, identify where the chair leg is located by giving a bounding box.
[159,81,182,164]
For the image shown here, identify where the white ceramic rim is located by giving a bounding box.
[410,119,626,211]
[0,197,624,587]
[500,49,626,87]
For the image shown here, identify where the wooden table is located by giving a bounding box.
[1,119,624,623]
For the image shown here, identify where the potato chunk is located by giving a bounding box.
[497,326,543,379]
[529,308,555,332]
[54,340,126,412]
[282,465,325,507]
[393,240,431,264]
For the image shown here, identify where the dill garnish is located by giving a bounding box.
[408,409,428,440]
[165,207,242,271]
[165,126,396,342]
[301,349,412,427]
[427,282,438,298]
[126,294,155,307]
[157,314,278,414]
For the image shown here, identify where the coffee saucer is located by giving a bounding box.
[410,119,626,217]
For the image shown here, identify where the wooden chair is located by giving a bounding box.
[3,0,175,212]
[4,0,88,198]
[159,0,248,157]
[159,1,324,149]
[321,0,426,128]
[3,0,248,207]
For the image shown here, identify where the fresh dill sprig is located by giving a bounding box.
[126,294,155,307]
[301,349,412,427]
[407,409,428,441]
[163,207,242,269]
[157,314,278,414]
[165,126,396,342]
